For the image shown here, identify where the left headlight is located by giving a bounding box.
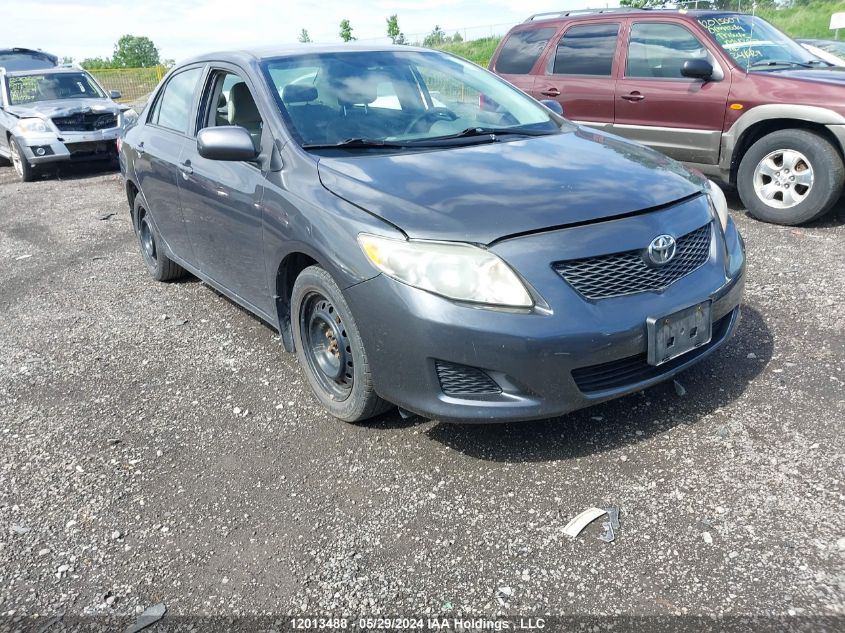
[16,118,51,134]
[706,179,729,231]
[358,233,534,308]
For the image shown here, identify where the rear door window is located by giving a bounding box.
[626,22,709,78]
[495,28,557,74]
[150,67,203,135]
[551,23,620,76]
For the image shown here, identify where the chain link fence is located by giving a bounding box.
[88,66,166,104]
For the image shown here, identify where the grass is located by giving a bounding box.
[436,36,502,67]
[759,1,845,39]
[432,3,845,68]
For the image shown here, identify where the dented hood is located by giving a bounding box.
[317,127,705,244]
[5,98,122,120]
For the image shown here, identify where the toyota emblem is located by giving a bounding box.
[647,234,677,265]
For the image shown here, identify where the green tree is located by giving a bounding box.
[60,56,73,66]
[423,25,446,47]
[79,57,112,69]
[386,14,401,43]
[298,28,312,43]
[339,19,356,42]
[111,35,159,68]
[451,31,463,43]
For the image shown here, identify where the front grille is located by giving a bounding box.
[435,360,501,397]
[52,112,117,132]
[554,223,712,300]
[571,310,734,394]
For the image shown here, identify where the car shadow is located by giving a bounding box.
[52,161,119,181]
[414,305,772,463]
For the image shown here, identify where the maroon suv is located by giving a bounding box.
[490,8,845,225]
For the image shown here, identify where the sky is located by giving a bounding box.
[0,0,617,64]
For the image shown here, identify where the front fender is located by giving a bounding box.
[721,104,845,170]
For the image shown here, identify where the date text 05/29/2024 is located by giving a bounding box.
[290,617,547,630]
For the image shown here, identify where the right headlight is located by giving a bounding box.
[16,118,51,134]
[705,179,729,231]
[358,233,533,308]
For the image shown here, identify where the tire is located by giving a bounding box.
[9,137,36,182]
[737,129,844,225]
[291,265,392,422]
[132,197,186,282]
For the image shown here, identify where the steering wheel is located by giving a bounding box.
[403,107,458,134]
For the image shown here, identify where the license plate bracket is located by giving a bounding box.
[647,301,712,366]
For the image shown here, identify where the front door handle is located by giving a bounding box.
[540,87,561,97]
[136,141,145,156]
[179,160,193,176]
[621,92,645,102]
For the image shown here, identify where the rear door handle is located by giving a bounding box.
[179,160,193,176]
[621,92,645,102]
[540,87,561,97]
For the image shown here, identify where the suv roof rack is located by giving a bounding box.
[524,8,649,22]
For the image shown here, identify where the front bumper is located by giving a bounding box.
[15,128,121,165]
[344,196,746,423]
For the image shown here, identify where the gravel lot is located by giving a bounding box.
[0,161,843,629]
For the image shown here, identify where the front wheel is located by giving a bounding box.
[9,137,36,182]
[737,129,844,225]
[291,266,391,422]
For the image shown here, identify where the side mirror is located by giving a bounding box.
[681,59,713,81]
[110,90,122,100]
[540,99,564,116]
[197,126,259,161]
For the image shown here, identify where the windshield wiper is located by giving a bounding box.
[748,59,813,69]
[404,126,556,145]
[301,137,407,150]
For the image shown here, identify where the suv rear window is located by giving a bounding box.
[495,28,557,74]
[552,23,619,76]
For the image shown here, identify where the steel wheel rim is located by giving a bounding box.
[139,214,157,263]
[753,149,814,209]
[10,141,23,177]
[300,292,353,401]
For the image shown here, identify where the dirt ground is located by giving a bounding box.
[0,162,843,631]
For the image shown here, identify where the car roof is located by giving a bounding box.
[4,66,90,78]
[521,8,742,26]
[175,44,437,67]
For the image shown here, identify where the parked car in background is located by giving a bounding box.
[0,64,138,181]
[491,9,845,225]
[798,38,845,66]
[120,45,744,423]
[0,47,57,71]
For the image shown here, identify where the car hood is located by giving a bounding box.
[5,99,122,120]
[761,66,845,86]
[317,127,705,244]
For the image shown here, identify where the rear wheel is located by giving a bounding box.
[133,197,185,281]
[9,137,36,182]
[291,265,391,422]
[737,129,844,225]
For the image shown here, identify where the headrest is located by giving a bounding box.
[282,84,317,103]
[228,82,260,123]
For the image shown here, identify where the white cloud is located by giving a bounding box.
[0,0,615,63]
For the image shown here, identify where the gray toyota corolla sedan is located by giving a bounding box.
[119,45,745,423]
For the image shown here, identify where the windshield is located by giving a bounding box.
[7,72,105,105]
[261,50,559,149]
[697,13,820,69]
